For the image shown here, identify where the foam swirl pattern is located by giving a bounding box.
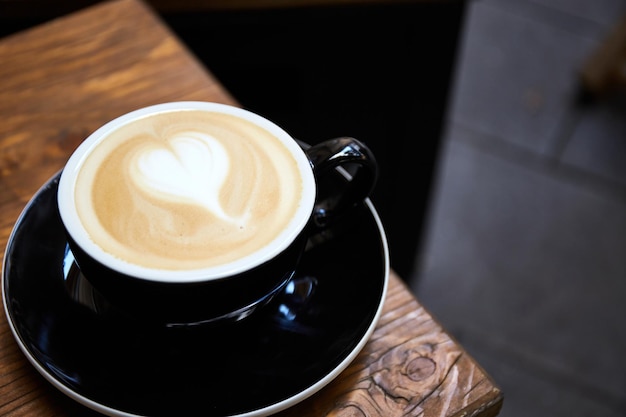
[131,131,238,222]
[73,110,304,271]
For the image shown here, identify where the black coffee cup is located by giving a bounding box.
[57,102,377,326]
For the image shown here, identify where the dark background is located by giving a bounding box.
[0,0,465,279]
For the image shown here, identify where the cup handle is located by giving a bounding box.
[304,137,378,227]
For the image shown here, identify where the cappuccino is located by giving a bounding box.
[72,109,305,271]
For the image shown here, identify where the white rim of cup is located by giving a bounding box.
[57,102,316,283]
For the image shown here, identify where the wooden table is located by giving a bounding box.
[0,0,503,415]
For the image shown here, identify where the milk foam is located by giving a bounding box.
[72,109,306,271]
[130,131,243,223]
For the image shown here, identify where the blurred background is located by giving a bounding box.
[411,0,626,416]
[2,0,626,416]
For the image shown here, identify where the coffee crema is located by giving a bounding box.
[74,110,304,270]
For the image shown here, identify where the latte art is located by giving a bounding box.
[130,131,243,223]
[73,110,305,271]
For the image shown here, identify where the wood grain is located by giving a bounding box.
[278,275,503,417]
[0,0,502,416]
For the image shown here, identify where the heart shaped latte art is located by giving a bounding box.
[130,131,237,222]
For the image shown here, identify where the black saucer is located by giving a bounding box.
[2,172,389,417]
